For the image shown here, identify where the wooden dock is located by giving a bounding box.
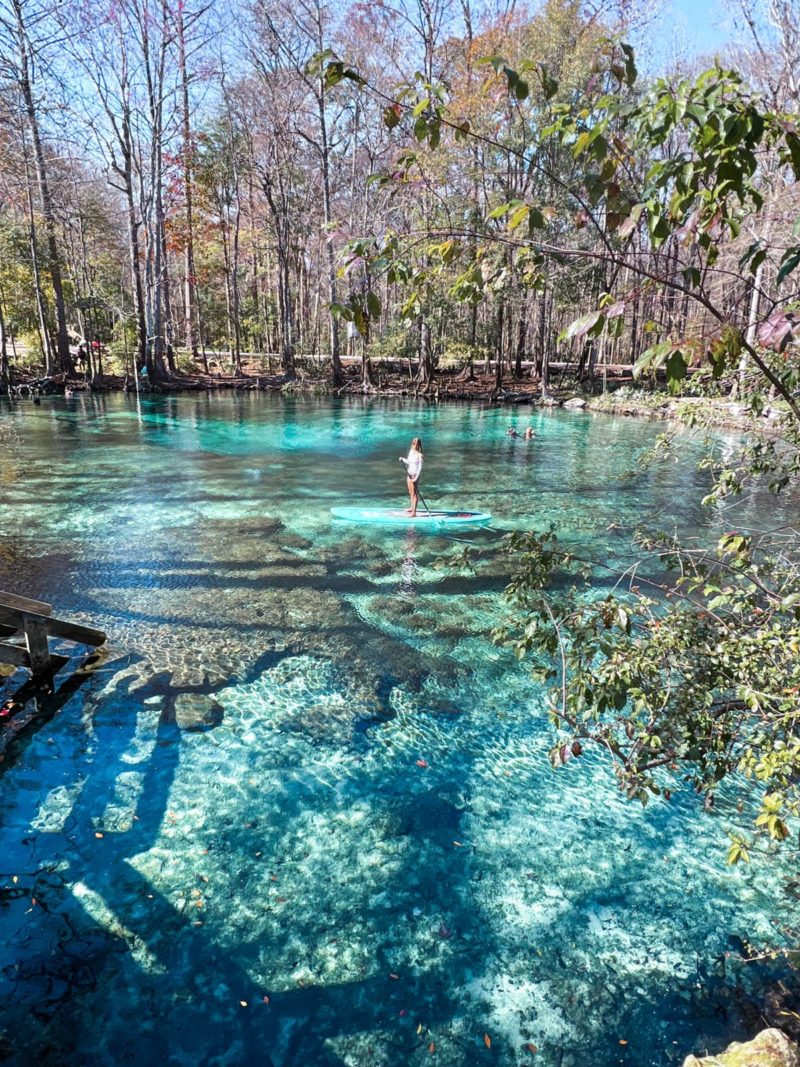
[0,591,106,684]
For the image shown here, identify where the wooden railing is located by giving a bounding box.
[0,591,106,682]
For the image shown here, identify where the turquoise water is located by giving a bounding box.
[0,394,795,1066]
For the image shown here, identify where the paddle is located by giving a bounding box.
[399,457,432,516]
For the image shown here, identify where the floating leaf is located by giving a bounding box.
[484,1033,492,1048]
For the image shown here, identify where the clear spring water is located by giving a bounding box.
[0,393,795,1067]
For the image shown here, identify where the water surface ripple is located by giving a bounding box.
[0,394,794,1066]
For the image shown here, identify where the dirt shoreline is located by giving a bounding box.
[4,365,782,434]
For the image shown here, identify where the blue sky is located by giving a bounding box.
[668,0,733,55]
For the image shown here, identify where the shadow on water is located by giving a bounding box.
[0,642,783,1067]
[0,655,480,1065]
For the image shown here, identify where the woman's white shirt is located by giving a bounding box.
[405,450,423,479]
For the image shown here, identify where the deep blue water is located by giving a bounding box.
[0,393,795,1066]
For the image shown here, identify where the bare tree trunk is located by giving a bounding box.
[515,302,526,379]
[0,287,9,392]
[125,162,148,373]
[12,0,72,375]
[540,289,551,399]
[735,257,764,397]
[176,2,203,370]
[220,209,234,362]
[262,174,295,376]
[494,301,504,390]
[231,184,243,373]
[316,73,342,386]
[139,0,169,382]
[21,127,54,374]
[247,176,262,353]
[417,319,434,386]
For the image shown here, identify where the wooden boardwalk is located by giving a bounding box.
[0,591,106,684]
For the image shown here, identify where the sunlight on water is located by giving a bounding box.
[0,393,795,1066]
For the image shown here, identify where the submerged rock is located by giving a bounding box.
[683,1029,799,1067]
[174,693,224,732]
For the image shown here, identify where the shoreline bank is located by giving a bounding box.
[3,366,784,435]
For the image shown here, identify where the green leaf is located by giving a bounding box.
[453,119,471,142]
[785,132,800,179]
[352,305,367,336]
[777,251,800,285]
[560,310,603,341]
[476,54,506,74]
[507,204,529,231]
[322,60,364,88]
[633,341,671,378]
[620,43,637,87]
[539,66,558,100]
[665,350,687,392]
[487,201,513,220]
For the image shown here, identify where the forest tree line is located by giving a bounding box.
[0,0,798,391]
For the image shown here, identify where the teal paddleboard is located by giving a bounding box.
[331,506,491,526]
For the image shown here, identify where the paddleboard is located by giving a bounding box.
[330,506,491,526]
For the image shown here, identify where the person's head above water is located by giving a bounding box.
[410,437,423,453]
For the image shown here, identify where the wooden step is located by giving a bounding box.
[0,592,52,616]
[0,642,31,668]
[0,590,105,682]
[0,605,106,647]
[45,616,106,647]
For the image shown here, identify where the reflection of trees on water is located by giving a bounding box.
[0,418,20,488]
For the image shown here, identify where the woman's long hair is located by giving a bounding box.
[410,436,423,454]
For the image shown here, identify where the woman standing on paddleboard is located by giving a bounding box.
[401,437,424,517]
